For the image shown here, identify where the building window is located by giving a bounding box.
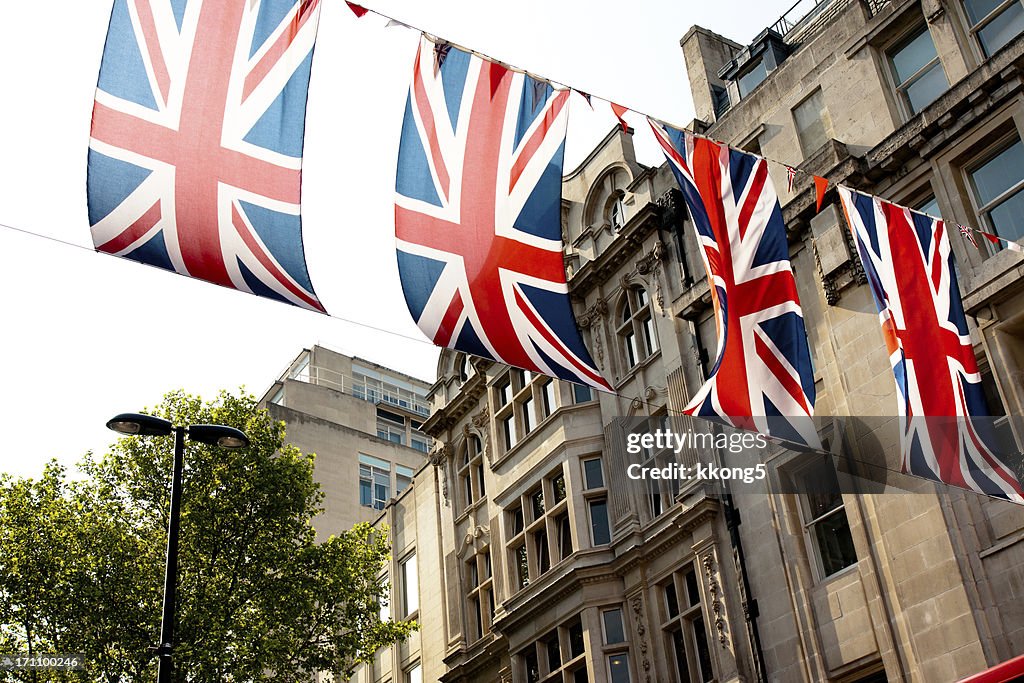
[405,663,422,683]
[516,615,587,683]
[581,457,611,546]
[458,435,486,511]
[378,577,390,622]
[396,464,414,495]
[359,454,391,510]
[968,136,1024,245]
[573,383,594,404]
[791,455,858,578]
[737,59,768,98]
[603,608,627,645]
[618,287,658,370]
[466,547,495,642]
[506,467,575,593]
[541,380,558,418]
[610,194,627,231]
[401,553,419,616]
[377,407,407,446]
[963,0,1024,57]
[523,396,536,434]
[888,25,948,115]
[634,416,679,519]
[608,654,632,683]
[661,564,714,683]
[793,89,831,157]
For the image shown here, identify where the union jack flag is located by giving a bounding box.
[649,120,817,444]
[395,37,609,391]
[838,187,1024,503]
[87,0,325,312]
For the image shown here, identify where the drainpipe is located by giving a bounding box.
[723,489,768,682]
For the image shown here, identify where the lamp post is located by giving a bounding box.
[106,413,249,683]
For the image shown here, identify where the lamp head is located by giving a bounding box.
[188,424,250,449]
[106,413,174,437]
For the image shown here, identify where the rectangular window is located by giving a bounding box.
[573,384,594,404]
[590,499,611,545]
[557,513,573,560]
[793,89,831,156]
[379,578,390,622]
[515,544,529,589]
[401,553,419,615]
[359,454,391,510]
[410,435,429,453]
[793,456,858,578]
[624,330,639,367]
[503,414,518,450]
[964,0,1024,56]
[583,458,605,489]
[888,25,948,115]
[498,380,513,406]
[405,663,422,683]
[608,654,631,683]
[642,315,658,355]
[603,608,626,644]
[737,59,768,97]
[523,396,535,434]
[396,464,414,495]
[542,380,557,416]
[969,137,1024,243]
[663,564,714,683]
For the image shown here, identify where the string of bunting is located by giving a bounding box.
[344,0,1024,257]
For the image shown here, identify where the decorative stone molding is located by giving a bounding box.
[701,551,728,648]
[630,595,653,683]
[464,407,492,464]
[644,384,667,403]
[634,240,666,276]
[463,525,490,548]
[577,299,609,370]
[429,442,451,505]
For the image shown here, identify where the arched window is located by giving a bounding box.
[617,287,658,369]
[609,195,626,231]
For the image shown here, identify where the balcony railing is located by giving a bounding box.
[292,364,431,416]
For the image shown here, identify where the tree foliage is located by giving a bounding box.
[0,390,414,682]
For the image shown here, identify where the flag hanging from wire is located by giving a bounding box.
[649,119,818,445]
[394,36,611,391]
[87,0,325,311]
[838,187,1024,503]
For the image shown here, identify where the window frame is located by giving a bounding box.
[961,0,1024,58]
[964,131,1024,250]
[885,23,948,118]
[617,286,659,371]
[792,88,832,157]
[660,564,715,683]
[505,466,576,595]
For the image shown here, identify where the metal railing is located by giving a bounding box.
[294,364,431,415]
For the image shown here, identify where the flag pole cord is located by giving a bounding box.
[0,217,1016,501]
[342,1,1024,252]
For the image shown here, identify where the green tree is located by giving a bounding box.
[0,390,415,682]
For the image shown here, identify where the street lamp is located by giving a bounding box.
[106,413,249,683]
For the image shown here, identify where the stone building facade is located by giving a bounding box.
[269,1,1024,681]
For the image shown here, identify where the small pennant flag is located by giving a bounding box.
[345,2,369,17]
[959,224,980,250]
[981,230,1024,253]
[433,41,451,73]
[814,175,828,212]
[610,102,630,133]
[577,90,594,109]
[386,19,412,29]
[786,166,797,193]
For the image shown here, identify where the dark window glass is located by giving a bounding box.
[531,490,546,520]
[583,459,604,489]
[665,582,680,619]
[684,568,701,608]
[573,384,594,403]
[536,530,550,574]
[511,508,525,535]
[552,474,567,503]
[515,544,529,589]
[558,514,573,560]
[694,616,714,682]
[671,629,691,682]
[524,649,540,683]
[737,59,768,97]
[813,511,859,576]
[603,609,626,644]
[590,500,611,545]
[609,654,631,683]
[544,631,561,672]
[569,619,586,658]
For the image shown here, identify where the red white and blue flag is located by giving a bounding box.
[650,120,818,444]
[395,37,609,391]
[87,0,325,312]
[838,187,1024,502]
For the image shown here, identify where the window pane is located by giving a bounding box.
[798,457,843,519]
[794,90,829,155]
[360,479,372,507]
[583,459,604,489]
[379,579,390,621]
[671,629,692,682]
[987,188,1024,241]
[569,619,586,658]
[515,544,529,588]
[573,384,594,403]
[965,0,1005,24]
[737,59,768,97]
[552,474,567,504]
[402,554,418,614]
[666,582,680,618]
[609,654,631,683]
[590,500,611,545]
[407,664,422,683]
[523,397,535,433]
[978,1,1024,55]
[694,616,714,682]
[531,490,546,520]
[558,514,573,560]
[904,61,948,112]
[915,195,940,217]
[971,139,1024,206]
[814,510,859,576]
[890,27,939,84]
[684,568,702,608]
[359,453,391,470]
[603,608,626,644]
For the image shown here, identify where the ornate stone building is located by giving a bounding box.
[271,0,1024,680]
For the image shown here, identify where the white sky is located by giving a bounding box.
[0,0,795,479]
